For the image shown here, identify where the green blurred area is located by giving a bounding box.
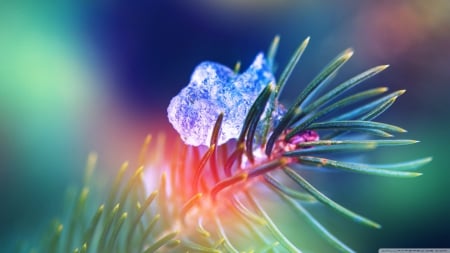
[0,1,99,246]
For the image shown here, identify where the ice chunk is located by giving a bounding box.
[167,53,276,146]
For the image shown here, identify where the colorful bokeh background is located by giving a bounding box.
[1,1,449,251]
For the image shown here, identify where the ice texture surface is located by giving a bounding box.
[167,53,276,146]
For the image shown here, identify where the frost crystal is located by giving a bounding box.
[167,53,276,146]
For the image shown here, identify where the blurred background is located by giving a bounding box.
[1,0,449,251]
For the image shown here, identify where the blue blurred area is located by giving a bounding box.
[1,0,449,251]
